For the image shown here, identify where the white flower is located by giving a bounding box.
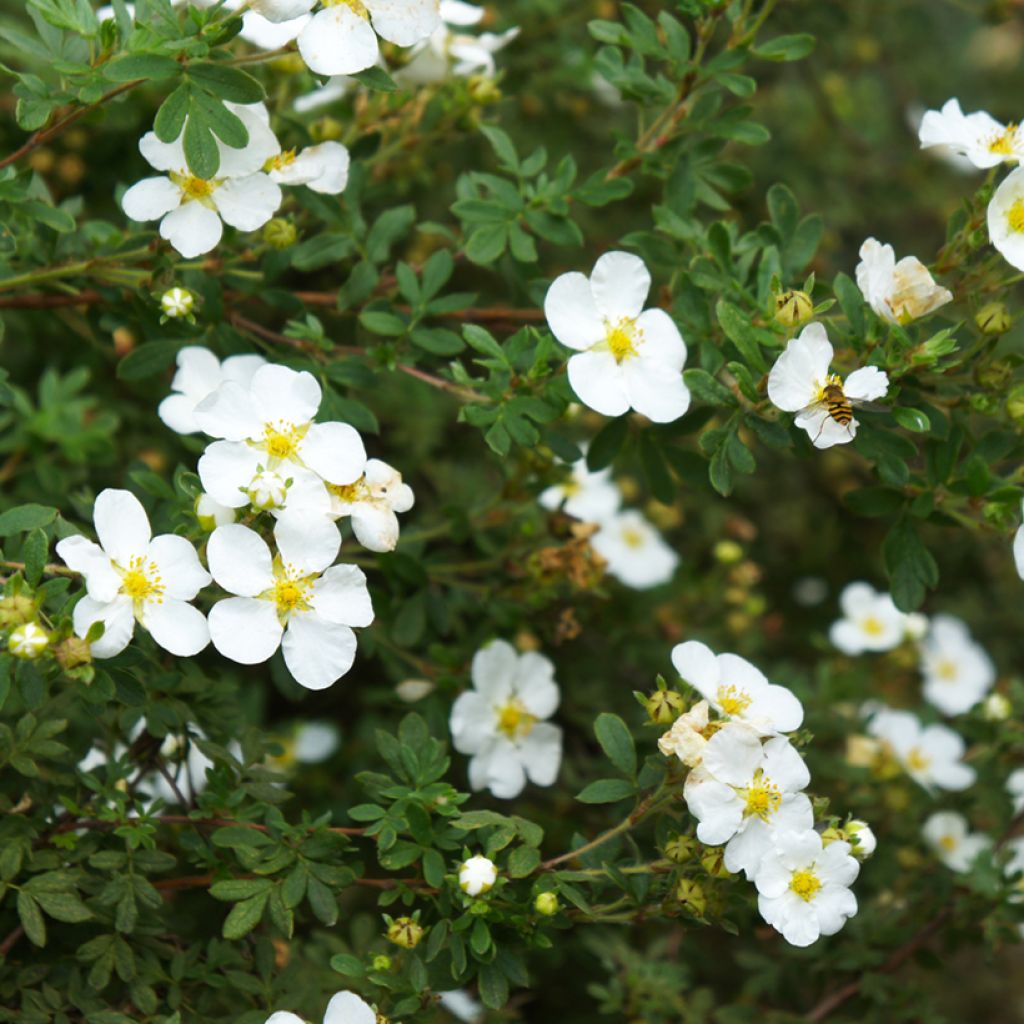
[265,141,351,195]
[266,990,376,1024]
[845,819,876,858]
[829,582,909,655]
[295,0,443,77]
[918,615,995,716]
[754,830,859,947]
[657,699,711,767]
[269,721,340,768]
[591,510,678,589]
[671,640,803,735]
[544,251,690,423]
[438,989,484,1024]
[981,692,1012,722]
[1008,768,1024,813]
[121,105,283,258]
[538,454,621,523]
[919,98,1024,168]
[327,458,415,552]
[449,639,561,799]
[56,489,211,659]
[196,493,236,531]
[195,363,366,513]
[458,854,497,895]
[158,346,267,436]
[854,238,952,325]
[866,707,975,791]
[8,622,49,659]
[988,165,1024,271]
[903,612,930,641]
[398,1,518,84]
[1014,501,1024,580]
[767,322,889,449]
[684,727,813,879]
[206,514,373,690]
[922,811,990,873]
[160,287,194,319]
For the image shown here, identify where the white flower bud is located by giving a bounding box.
[8,622,50,660]
[160,287,195,319]
[846,819,877,857]
[982,693,1012,722]
[196,493,235,531]
[458,855,497,896]
[247,471,288,511]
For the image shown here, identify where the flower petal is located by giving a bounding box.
[94,489,151,566]
[305,141,351,194]
[350,505,400,552]
[368,0,442,45]
[622,354,690,423]
[519,722,562,786]
[311,564,374,626]
[207,524,274,596]
[471,639,518,701]
[513,651,559,718]
[843,365,889,402]
[300,421,367,485]
[198,440,264,508]
[567,350,629,417]
[122,176,181,222]
[450,692,493,754]
[250,364,322,427]
[298,6,380,76]
[274,513,341,575]
[213,174,281,231]
[142,599,210,656]
[209,596,282,663]
[590,250,650,320]
[670,640,721,703]
[74,594,135,658]
[323,991,376,1024]
[767,322,833,412]
[146,534,211,599]
[282,612,357,689]
[55,535,121,603]
[159,202,223,259]
[544,271,605,351]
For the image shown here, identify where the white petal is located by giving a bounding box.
[158,394,201,435]
[241,9,310,47]
[142,599,210,656]
[207,524,274,596]
[159,202,223,258]
[450,692,494,754]
[701,724,763,786]
[305,141,351,194]
[194,382,263,442]
[249,0,315,22]
[479,738,527,798]
[767,322,833,412]
[567,350,629,417]
[300,421,367,485]
[197,440,264,507]
[55,535,121,603]
[282,612,357,690]
[311,564,374,626]
[74,594,135,659]
[221,354,268,388]
[350,505,400,552]
[513,651,559,718]
[635,308,686,368]
[470,639,518,701]
[209,596,282,663]
[670,640,721,703]
[146,534,211,599]
[323,992,376,1024]
[544,271,605,351]
[274,513,341,575]
[250,364,322,426]
[519,722,562,786]
[94,489,151,566]
[139,131,186,173]
[266,1014,306,1024]
[368,0,442,45]
[622,354,690,423]
[298,6,380,76]
[122,176,182,222]
[590,251,650,320]
[843,366,889,402]
[213,174,281,231]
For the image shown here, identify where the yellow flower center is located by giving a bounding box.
[934,658,958,681]
[329,476,370,505]
[605,318,640,363]
[938,834,957,852]
[789,868,822,902]
[496,699,536,740]
[717,684,752,716]
[989,124,1017,156]
[324,0,369,14]
[1007,198,1024,233]
[169,171,219,207]
[906,746,931,773]
[263,565,314,622]
[742,773,781,821]
[265,149,297,172]
[861,616,885,637]
[120,556,164,604]
[621,526,645,548]
[261,422,306,461]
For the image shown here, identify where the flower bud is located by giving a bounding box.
[55,636,92,671]
[713,540,743,564]
[534,892,559,916]
[396,678,435,702]
[196,493,236,531]
[975,359,1013,390]
[982,692,1012,722]
[8,622,50,660]
[0,595,36,628]
[263,218,297,250]
[774,289,813,327]
[468,76,502,105]
[386,916,424,949]
[820,826,844,847]
[845,819,876,857]
[700,847,731,879]
[675,878,706,916]
[646,688,686,725]
[247,470,288,511]
[1006,383,1024,424]
[160,287,195,320]
[845,735,880,768]
[975,301,1011,334]
[458,855,497,896]
[664,835,698,864]
[371,954,392,972]
[112,326,137,357]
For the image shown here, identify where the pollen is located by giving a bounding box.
[934,658,959,681]
[265,149,298,173]
[324,0,368,15]
[989,124,1018,156]
[1007,198,1024,233]
[605,318,640,363]
[743,773,781,821]
[329,476,369,505]
[269,569,314,618]
[789,868,822,902]
[621,526,645,549]
[717,684,752,716]
[120,556,164,603]
[495,699,536,740]
[261,421,306,461]
[938,834,957,852]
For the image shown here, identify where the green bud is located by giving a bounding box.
[386,916,424,949]
[1006,383,1024,424]
[975,301,1011,335]
[664,835,698,864]
[700,847,731,879]
[675,879,706,916]
[646,689,686,725]
[8,622,50,660]
[968,393,997,414]
[534,892,559,916]
[311,116,344,143]
[371,954,393,972]
[975,359,1013,390]
[0,595,36,628]
[774,289,813,328]
[263,218,297,250]
[713,540,743,564]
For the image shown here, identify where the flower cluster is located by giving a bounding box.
[661,641,868,946]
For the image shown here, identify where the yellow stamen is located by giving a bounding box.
[329,476,369,505]
[743,773,781,821]
[1008,198,1024,233]
[605,319,639,363]
[906,746,931,773]
[717,684,752,717]
[934,658,958,681]
[264,566,314,621]
[323,0,369,14]
[861,616,885,637]
[169,171,219,207]
[938,835,957,852]
[265,149,298,173]
[261,422,306,461]
[989,124,1017,156]
[789,868,822,902]
[120,556,164,604]
[496,699,536,740]
[621,526,645,549]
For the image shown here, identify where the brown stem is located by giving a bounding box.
[0,925,24,958]
[153,873,430,893]
[53,814,364,837]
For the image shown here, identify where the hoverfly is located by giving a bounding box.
[797,374,875,447]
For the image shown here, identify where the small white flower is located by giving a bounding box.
[866,706,975,791]
[829,582,909,655]
[591,510,679,589]
[918,615,995,716]
[1014,500,1024,580]
[544,251,690,423]
[121,105,283,258]
[265,141,351,195]
[8,622,50,659]
[458,854,497,896]
[1009,768,1024,813]
[207,514,373,690]
[685,727,813,879]
[269,721,340,769]
[295,0,443,77]
[265,990,376,1024]
[327,458,415,552]
[988,165,1024,271]
[196,493,236,531]
[845,819,876,858]
[195,363,366,512]
[160,287,195,319]
[981,692,1012,722]
[671,640,803,735]
[754,829,859,947]
[855,238,952,325]
[538,454,621,523]
[767,322,889,449]
[158,346,267,436]
[657,699,711,767]
[449,639,561,799]
[922,811,991,873]
[919,98,1024,168]
[56,489,211,659]
[903,612,930,641]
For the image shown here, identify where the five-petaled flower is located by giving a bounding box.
[56,489,211,658]
[829,581,915,656]
[591,510,679,590]
[918,614,995,716]
[206,514,373,690]
[866,706,975,791]
[327,458,415,553]
[988,166,1024,271]
[544,251,691,423]
[919,98,1024,168]
[855,237,952,325]
[538,452,621,524]
[922,811,991,873]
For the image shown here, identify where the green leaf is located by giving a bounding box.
[478,963,509,1010]
[480,126,519,171]
[594,712,637,777]
[755,33,816,61]
[508,846,540,878]
[210,879,274,900]
[0,504,57,536]
[103,54,181,82]
[34,890,93,924]
[883,518,939,612]
[683,368,737,407]
[183,113,220,180]
[17,891,46,947]
[576,778,635,804]
[833,272,865,337]
[186,63,265,104]
[154,84,191,143]
[116,341,181,382]
[23,528,48,587]
[351,65,397,91]
[359,311,407,337]
[221,892,269,940]
[465,224,509,265]
[586,416,629,471]
[893,407,931,433]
